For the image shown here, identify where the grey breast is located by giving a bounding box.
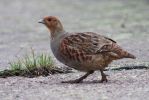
[50,33,68,63]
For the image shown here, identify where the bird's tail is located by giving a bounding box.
[101,43,136,59]
[121,51,136,59]
[112,44,136,59]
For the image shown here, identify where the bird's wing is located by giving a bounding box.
[59,32,115,61]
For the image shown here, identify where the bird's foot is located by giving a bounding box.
[99,69,108,83]
[61,79,83,84]
[100,77,108,83]
[99,73,108,83]
[105,74,109,76]
[100,75,108,83]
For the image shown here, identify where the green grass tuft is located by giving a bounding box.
[0,50,72,78]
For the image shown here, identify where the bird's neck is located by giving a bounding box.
[49,22,65,39]
[50,28,65,39]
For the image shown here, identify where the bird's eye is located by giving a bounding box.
[48,19,51,21]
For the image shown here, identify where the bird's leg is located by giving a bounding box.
[100,69,108,82]
[62,70,94,83]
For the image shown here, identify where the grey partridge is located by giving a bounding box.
[39,16,136,83]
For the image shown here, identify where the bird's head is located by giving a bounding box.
[38,16,64,39]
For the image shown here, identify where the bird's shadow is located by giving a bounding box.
[59,80,112,84]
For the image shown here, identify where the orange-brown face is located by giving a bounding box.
[38,16,64,38]
[39,16,63,32]
[39,16,59,29]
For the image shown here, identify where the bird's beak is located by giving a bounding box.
[38,19,45,24]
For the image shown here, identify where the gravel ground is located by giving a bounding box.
[0,0,149,100]
[0,70,149,100]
